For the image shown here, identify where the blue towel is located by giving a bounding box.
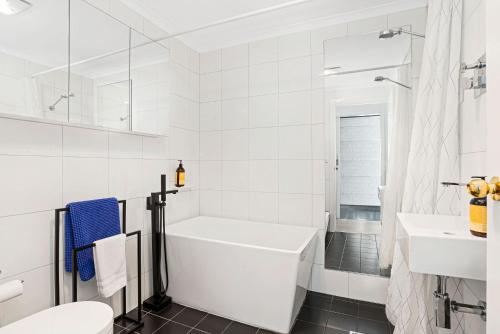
[65,198,121,281]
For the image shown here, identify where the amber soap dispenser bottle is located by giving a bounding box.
[175,160,185,187]
[467,177,489,238]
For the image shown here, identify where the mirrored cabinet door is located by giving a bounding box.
[0,0,171,136]
[0,0,69,121]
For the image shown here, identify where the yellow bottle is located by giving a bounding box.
[467,177,488,238]
[175,160,185,187]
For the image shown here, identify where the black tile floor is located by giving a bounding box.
[114,291,394,334]
[324,232,390,277]
[339,205,380,221]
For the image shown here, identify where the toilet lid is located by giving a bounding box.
[0,301,113,334]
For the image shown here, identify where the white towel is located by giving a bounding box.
[93,234,127,298]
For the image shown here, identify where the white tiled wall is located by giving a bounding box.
[198,30,325,230]
[198,8,429,306]
[0,2,200,326]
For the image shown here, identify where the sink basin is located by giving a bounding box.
[397,213,486,281]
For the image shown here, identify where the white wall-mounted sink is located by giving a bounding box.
[397,213,486,281]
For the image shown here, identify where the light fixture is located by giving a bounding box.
[0,0,31,15]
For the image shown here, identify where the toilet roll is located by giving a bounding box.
[0,280,23,303]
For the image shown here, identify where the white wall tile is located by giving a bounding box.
[109,158,144,199]
[312,124,325,159]
[310,25,348,55]
[142,159,168,196]
[200,50,221,74]
[312,195,326,228]
[200,131,222,160]
[0,265,52,325]
[249,38,278,65]
[278,31,311,60]
[249,94,279,128]
[279,125,311,159]
[279,193,312,226]
[199,161,222,190]
[200,190,222,216]
[63,126,108,158]
[222,161,249,191]
[249,62,279,96]
[279,91,311,126]
[142,136,168,160]
[221,44,249,70]
[0,212,52,278]
[222,129,248,160]
[461,94,486,153]
[279,160,312,194]
[249,192,279,223]
[222,98,248,130]
[222,191,249,219]
[311,90,325,124]
[311,54,325,89]
[200,101,222,131]
[0,156,62,216]
[313,160,326,194]
[279,57,311,93]
[169,127,198,161]
[249,160,279,193]
[125,197,145,233]
[63,157,109,203]
[109,132,142,159]
[249,127,278,159]
[222,68,249,99]
[200,72,222,102]
[0,118,62,156]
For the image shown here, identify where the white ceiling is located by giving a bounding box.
[120,0,426,52]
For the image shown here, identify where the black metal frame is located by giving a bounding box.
[54,200,144,332]
[143,175,178,311]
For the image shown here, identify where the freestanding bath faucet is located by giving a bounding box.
[143,175,178,311]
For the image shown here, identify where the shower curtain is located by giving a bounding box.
[378,65,412,269]
[386,0,463,333]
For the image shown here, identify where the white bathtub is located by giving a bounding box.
[164,216,318,333]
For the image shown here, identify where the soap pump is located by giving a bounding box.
[466,177,488,238]
[175,160,185,187]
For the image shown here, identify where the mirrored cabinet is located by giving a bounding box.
[0,0,170,135]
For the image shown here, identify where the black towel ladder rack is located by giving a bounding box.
[54,199,144,332]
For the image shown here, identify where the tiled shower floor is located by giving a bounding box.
[114,291,394,334]
[324,232,391,277]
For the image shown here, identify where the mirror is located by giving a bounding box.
[0,0,169,135]
[323,29,412,277]
[0,0,69,120]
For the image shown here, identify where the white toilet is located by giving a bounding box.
[0,301,114,334]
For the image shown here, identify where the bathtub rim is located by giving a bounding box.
[164,216,318,256]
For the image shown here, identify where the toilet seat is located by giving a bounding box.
[0,301,113,334]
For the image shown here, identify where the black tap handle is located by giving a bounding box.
[161,174,166,202]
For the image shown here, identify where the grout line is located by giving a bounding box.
[220,320,234,334]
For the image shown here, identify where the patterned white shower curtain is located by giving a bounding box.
[378,65,412,269]
[386,0,463,333]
